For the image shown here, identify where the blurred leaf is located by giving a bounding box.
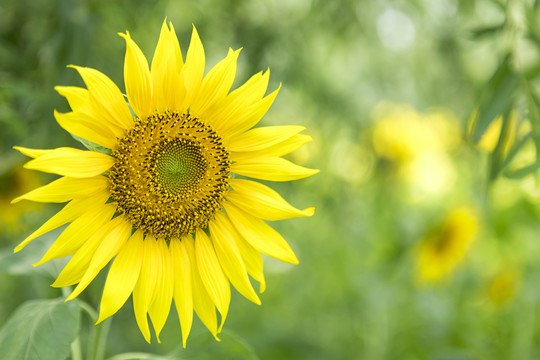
[0,229,64,278]
[0,298,80,360]
[468,23,505,39]
[504,161,540,179]
[167,331,258,360]
[499,133,534,178]
[489,109,515,180]
[470,55,521,145]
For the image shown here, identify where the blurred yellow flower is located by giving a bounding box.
[0,165,42,235]
[485,268,520,308]
[12,21,317,346]
[415,207,479,284]
[371,101,461,200]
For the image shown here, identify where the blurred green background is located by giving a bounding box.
[4,0,540,359]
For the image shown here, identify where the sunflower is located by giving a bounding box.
[415,207,478,284]
[12,21,318,346]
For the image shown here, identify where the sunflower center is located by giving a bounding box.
[109,112,230,238]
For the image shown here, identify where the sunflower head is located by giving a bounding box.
[13,20,318,346]
[415,206,478,284]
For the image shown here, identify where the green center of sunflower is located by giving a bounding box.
[109,112,230,238]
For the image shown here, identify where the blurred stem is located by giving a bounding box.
[88,317,112,360]
[79,299,98,323]
[70,337,83,360]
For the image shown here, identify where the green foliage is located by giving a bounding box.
[0,298,80,360]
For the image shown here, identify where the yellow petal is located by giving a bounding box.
[13,146,51,159]
[66,215,132,301]
[55,86,92,113]
[170,237,193,348]
[148,238,173,344]
[232,227,266,294]
[227,178,315,221]
[184,236,219,340]
[205,70,269,129]
[218,84,280,140]
[231,156,319,182]
[97,229,144,324]
[12,176,109,204]
[34,203,117,266]
[224,202,299,264]
[195,228,230,332]
[209,213,261,305]
[14,192,109,253]
[54,110,119,149]
[23,147,115,178]
[151,21,186,113]
[69,65,133,129]
[180,25,205,109]
[52,216,122,288]
[190,48,241,118]
[133,235,160,343]
[230,134,312,162]
[119,31,153,118]
[228,125,305,152]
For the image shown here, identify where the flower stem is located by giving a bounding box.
[70,336,83,360]
[88,317,112,360]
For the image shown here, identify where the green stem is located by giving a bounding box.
[70,336,83,360]
[88,317,112,360]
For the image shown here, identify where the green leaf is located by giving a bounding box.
[504,162,540,179]
[0,298,80,360]
[468,23,505,39]
[470,55,521,144]
[0,230,64,277]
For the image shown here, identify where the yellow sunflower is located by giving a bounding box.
[415,206,478,284]
[12,21,318,346]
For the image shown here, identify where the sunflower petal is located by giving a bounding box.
[14,192,109,253]
[232,228,266,294]
[52,216,121,288]
[133,235,160,343]
[228,178,314,221]
[228,126,304,153]
[231,156,319,182]
[184,236,219,340]
[195,228,230,332]
[54,110,118,149]
[66,215,132,301]
[97,229,144,324]
[34,203,117,266]
[190,48,241,118]
[55,86,92,113]
[119,31,153,118]
[148,238,174,343]
[170,237,193,348]
[12,176,108,204]
[230,134,312,162]
[209,214,260,305]
[23,147,115,178]
[205,70,269,130]
[151,21,186,113]
[219,84,280,140]
[180,25,205,108]
[224,202,299,264]
[69,65,133,129]
[13,146,52,159]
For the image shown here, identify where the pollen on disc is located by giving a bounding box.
[109,112,230,238]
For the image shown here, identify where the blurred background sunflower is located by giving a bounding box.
[3,0,540,359]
